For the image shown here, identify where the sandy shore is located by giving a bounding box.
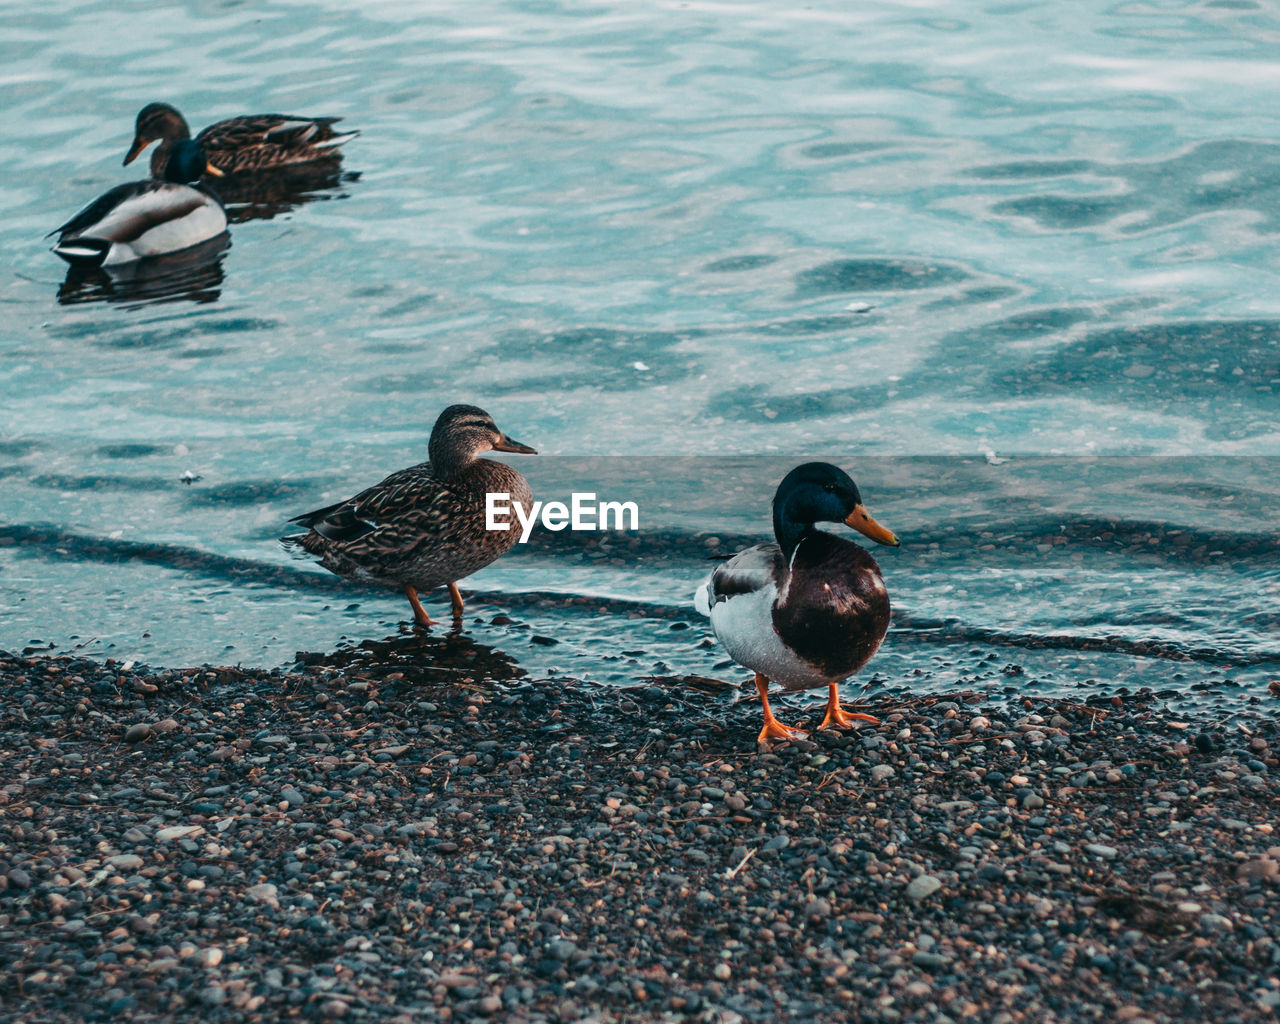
[0,642,1277,1023]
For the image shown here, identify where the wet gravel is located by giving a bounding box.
[1,642,1278,1023]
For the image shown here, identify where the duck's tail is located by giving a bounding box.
[52,237,110,266]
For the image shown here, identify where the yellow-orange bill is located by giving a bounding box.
[493,435,536,454]
[844,505,899,547]
[123,139,148,166]
[204,163,226,178]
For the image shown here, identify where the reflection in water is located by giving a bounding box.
[296,628,527,687]
[208,168,360,224]
[56,233,230,308]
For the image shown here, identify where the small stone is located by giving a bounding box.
[246,883,279,903]
[905,875,943,901]
[124,723,152,743]
[198,985,226,1006]
[1199,913,1234,934]
[280,787,305,808]
[1237,858,1278,881]
[320,999,349,1018]
[870,764,895,782]
[713,963,732,981]
[155,825,204,842]
[1085,844,1118,859]
[108,854,143,871]
[912,950,951,970]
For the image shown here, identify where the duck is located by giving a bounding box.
[283,405,537,628]
[51,138,228,267]
[694,462,900,744]
[124,102,358,178]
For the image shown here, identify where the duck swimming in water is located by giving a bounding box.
[283,405,537,628]
[124,102,358,178]
[695,462,899,744]
[51,138,227,267]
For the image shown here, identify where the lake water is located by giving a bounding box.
[2,0,1278,713]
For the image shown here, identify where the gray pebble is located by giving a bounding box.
[905,875,942,901]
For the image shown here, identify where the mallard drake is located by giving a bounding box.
[283,405,537,628]
[51,138,227,267]
[694,462,900,744]
[125,102,358,178]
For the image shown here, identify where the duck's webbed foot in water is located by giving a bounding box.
[448,581,464,620]
[819,682,879,730]
[404,584,435,628]
[755,673,809,744]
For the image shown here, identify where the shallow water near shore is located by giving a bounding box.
[2,456,1277,714]
[2,1,1279,710]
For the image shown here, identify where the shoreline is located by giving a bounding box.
[0,648,1277,1023]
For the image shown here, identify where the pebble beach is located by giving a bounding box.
[2,642,1277,1023]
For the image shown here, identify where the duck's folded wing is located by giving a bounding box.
[288,462,437,544]
[54,182,208,242]
[201,115,347,149]
[697,544,784,614]
[51,182,147,238]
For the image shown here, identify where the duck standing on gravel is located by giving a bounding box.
[124,102,359,178]
[283,405,536,628]
[51,138,227,266]
[694,462,899,744]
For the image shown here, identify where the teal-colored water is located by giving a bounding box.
[2,1,1278,708]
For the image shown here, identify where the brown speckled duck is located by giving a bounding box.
[125,102,358,178]
[283,405,536,628]
[694,462,899,744]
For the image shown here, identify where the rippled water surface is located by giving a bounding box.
[2,0,1278,709]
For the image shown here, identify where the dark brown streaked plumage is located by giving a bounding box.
[694,462,899,744]
[282,405,535,628]
[125,102,358,179]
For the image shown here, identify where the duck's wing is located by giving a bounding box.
[287,461,438,545]
[695,543,784,616]
[198,115,358,169]
[52,181,210,242]
[51,181,150,238]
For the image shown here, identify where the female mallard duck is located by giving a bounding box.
[51,138,227,266]
[283,405,536,628]
[125,102,358,178]
[694,462,900,744]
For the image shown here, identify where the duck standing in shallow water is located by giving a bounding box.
[283,405,536,628]
[51,138,227,266]
[124,102,358,178]
[694,462,899,744]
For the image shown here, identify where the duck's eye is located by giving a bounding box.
[822,482,837,493]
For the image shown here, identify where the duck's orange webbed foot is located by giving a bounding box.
[755,673,809,745]
[819,683,879,730]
